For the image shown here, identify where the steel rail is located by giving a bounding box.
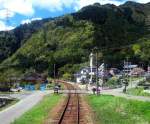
[57,83,80,124]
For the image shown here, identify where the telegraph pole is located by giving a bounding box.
[123,58,130,93]
[93,47,99,95]
[102,60,105,88]
[96,50,98,95]
[54,64,56,84]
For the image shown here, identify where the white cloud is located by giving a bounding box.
[32,0,63,11]
[0,20,14,31]
[0,9,14,19]
[0,0,149,31]
[0,0,76,17]
[0,0,34,16]
[136,0,150,3]
[21,17,42,24]
[74,0,126,10]
[32,0,77,12]
[4,0,34,16]
[0,0,148,19]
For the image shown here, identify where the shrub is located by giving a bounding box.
[105,77,121,88]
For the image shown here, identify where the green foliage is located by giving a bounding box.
[1,19,94,77]
[62,73,72,81]
[132,39,150,62]
[0,18,52,63]
[1,2,150,80]
[132,44,141,55]
[127,87,150,96]
[105,77,121,88]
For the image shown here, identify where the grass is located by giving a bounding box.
[12,94,62,124]
[86,95,150,124]
[127,87,150,97]
[129,77,143,81]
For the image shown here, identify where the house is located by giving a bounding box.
[74,66,111,83]
[123,64,138,74]
[130,67,145,76]
[74,67,95,83]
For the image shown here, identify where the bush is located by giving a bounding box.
[127,87,150,96]
[62,73,72,81]
[105,77,121,88]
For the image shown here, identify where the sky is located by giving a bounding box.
[0,0,150,31]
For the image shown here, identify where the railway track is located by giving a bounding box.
[56,81,81,124]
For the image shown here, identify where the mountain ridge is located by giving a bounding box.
[0,1,150,80]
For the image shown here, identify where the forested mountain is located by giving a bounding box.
[0,1,150,80]
[0,18,52,63]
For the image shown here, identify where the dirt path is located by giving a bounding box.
[79,95,94,124]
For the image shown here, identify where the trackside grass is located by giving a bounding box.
[127,88,150,97]
[86,95,150,124]
[12,94,62,124]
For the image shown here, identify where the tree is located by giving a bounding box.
[62,73,72,81]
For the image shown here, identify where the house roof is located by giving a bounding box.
[22,73,46,82]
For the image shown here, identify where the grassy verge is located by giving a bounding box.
[129,77,143,81]
[127,87,150,97]
[86,95,150,124]
[12,94,62,124]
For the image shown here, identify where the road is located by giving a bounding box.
[0,91,50,124]
[102,88,150,102]
[0,92,32,100]
[77,83,150,102]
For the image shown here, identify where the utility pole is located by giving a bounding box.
[54,64,56,84]
[96,50,98,95]
[102,60,105,88]
[93,47,99,95]
[123,58,130,93]
[126,57,129,88]
[89,52,94,84]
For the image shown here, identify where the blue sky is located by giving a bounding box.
[0,0,149,31]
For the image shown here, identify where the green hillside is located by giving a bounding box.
[0,18,52,63]
[0,1,150,80]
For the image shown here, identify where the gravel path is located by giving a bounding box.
[0,91,50,124]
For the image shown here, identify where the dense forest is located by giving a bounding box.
[0,1,150,81]
[0,18,52,63]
